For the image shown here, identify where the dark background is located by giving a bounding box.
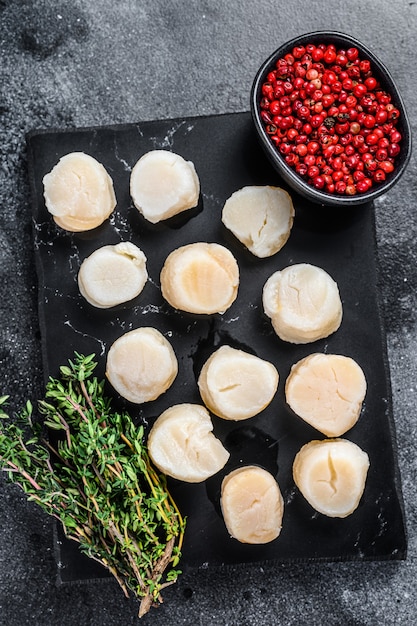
[1,2,416,625]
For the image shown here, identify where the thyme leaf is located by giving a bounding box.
[0,353,186,618]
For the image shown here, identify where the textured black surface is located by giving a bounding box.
[1,1,417,624]
[27,112,406,580]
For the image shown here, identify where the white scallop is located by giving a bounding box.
[222,185,294,258]
[147,403,230,483]
[198,345,279,420]
[262,263,343,343]
[43,152,116,232]
[106,327,178,404]
[130,149,200,224]
[221,466,284,544]
[285,353,367,437]
[293,439,370,518]
[160,242,239,314]
[78,242,148,308]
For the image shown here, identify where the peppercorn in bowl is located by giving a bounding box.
[251,31,411,206]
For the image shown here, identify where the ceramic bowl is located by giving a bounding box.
[250,31,412,206]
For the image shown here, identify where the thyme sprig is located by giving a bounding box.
[0,353,186,618]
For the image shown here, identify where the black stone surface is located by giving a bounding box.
[1,2,416,625]
[27,112,406,575]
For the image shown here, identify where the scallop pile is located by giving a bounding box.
[42,147,370,544]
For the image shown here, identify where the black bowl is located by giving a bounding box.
[250,31,412,206]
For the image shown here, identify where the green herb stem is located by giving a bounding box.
[0,354,186,618]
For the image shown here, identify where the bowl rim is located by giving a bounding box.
[250,30,412,206]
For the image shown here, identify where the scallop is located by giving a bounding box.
[293,438,370,518]
[262,263,343,343]
[221,185,294,258]
[78,242,148,308]
[147,403,230,483]
[160,242,239,314]
[130,149,200,224]
[285,353,367,437]
[105,327,178,404]
[43,152,116,232]
[221,466,284,544]
[198,345,279,420]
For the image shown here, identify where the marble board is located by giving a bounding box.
[26,112,407,582]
